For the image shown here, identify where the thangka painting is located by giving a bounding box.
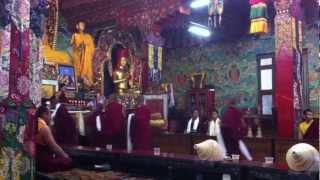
[58,65,77,91]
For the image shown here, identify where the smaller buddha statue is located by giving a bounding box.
[113,49,130,95]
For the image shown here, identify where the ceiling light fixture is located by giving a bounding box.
[188,22,211,37]
[190,0,210,9]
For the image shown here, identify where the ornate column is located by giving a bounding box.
[274,0,303,138]
[0,0,47,179]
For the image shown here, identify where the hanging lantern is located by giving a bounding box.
[249,0,268,34]
[208,0,224,29]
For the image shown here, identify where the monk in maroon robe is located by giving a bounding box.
[86,104,104,146]
[102,95,126,148]
[220,98,243,155]
[51,86,78,145]
[298,109,319,140]
[132,99,152,151]
[35,105,72,172]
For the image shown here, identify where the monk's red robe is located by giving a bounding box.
[36,118,72,172]
[102,101,126,148]
[132,105,152,151]
[53,104,78,145]
[302,119,319,140]
[221,106,242,155]
[36,144,72,172]
[85,111,104,146]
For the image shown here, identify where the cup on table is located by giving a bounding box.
[264,157,274,165]
[231,154,240,162]
[153,147,160,156]
[106,144,112,151]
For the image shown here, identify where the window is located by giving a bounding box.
[257,54,274,116]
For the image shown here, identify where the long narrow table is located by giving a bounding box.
[153,133,319,162]
[63,145,319,180]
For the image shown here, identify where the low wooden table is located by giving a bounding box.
[153,133,319,163]
[63,145,319,180]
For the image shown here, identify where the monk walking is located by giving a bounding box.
[132,97,152,151]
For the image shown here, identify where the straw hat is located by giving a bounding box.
[194,139,224,161]
[286,143,320,172]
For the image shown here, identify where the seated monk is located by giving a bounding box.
[185,109,201,134]
[86,103,104,146]
[131,97,152,151]
[51,85,78,145]
[101,95,126,148]
[35,106,72,172]
[298,109,319,140]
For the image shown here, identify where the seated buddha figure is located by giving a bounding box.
[113,49,130,95]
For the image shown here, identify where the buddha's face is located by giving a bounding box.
[119,57,128,67]
[77,22,86,32]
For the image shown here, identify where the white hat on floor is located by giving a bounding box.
[194,139,225,161]
[286,143,320,172]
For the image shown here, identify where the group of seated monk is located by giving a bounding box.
[36,88,153,172]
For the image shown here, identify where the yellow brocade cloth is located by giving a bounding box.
[43,45,71,65]
[71,33,95,84]
[250,18,268,34]
[299,120,314,135]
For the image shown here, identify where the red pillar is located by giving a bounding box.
[274,0,302,138]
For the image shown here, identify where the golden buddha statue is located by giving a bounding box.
[70,21,95,87]
[113,49,130,95]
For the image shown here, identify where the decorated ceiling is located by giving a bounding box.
[61,0,186,32]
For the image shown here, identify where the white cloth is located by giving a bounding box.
[96,115,101,132]
[216,124,227,157]
[169,83,175,107]
[186,117,199,133]
[208,118,221,136]
[78,112,85,136]
[239,140,253,161]
[51,103,61,119]
[127,113,134,152]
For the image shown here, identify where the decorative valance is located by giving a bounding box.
[249,1,268,34]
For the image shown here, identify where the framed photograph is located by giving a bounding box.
[58,65,77,91]
[41,80,59,98]
[41,63,58,80]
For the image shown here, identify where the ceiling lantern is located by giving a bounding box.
[208,0,224,29]
[249,0,268,34]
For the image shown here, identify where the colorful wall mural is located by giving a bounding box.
[164,26,318,113]
[304,25,319,111]
[163,35,275,111]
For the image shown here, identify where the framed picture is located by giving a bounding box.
[58,65,77,91]
[41,80,59,98]
[41,63,58,80]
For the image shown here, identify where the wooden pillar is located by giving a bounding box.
[274,0,303,138]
